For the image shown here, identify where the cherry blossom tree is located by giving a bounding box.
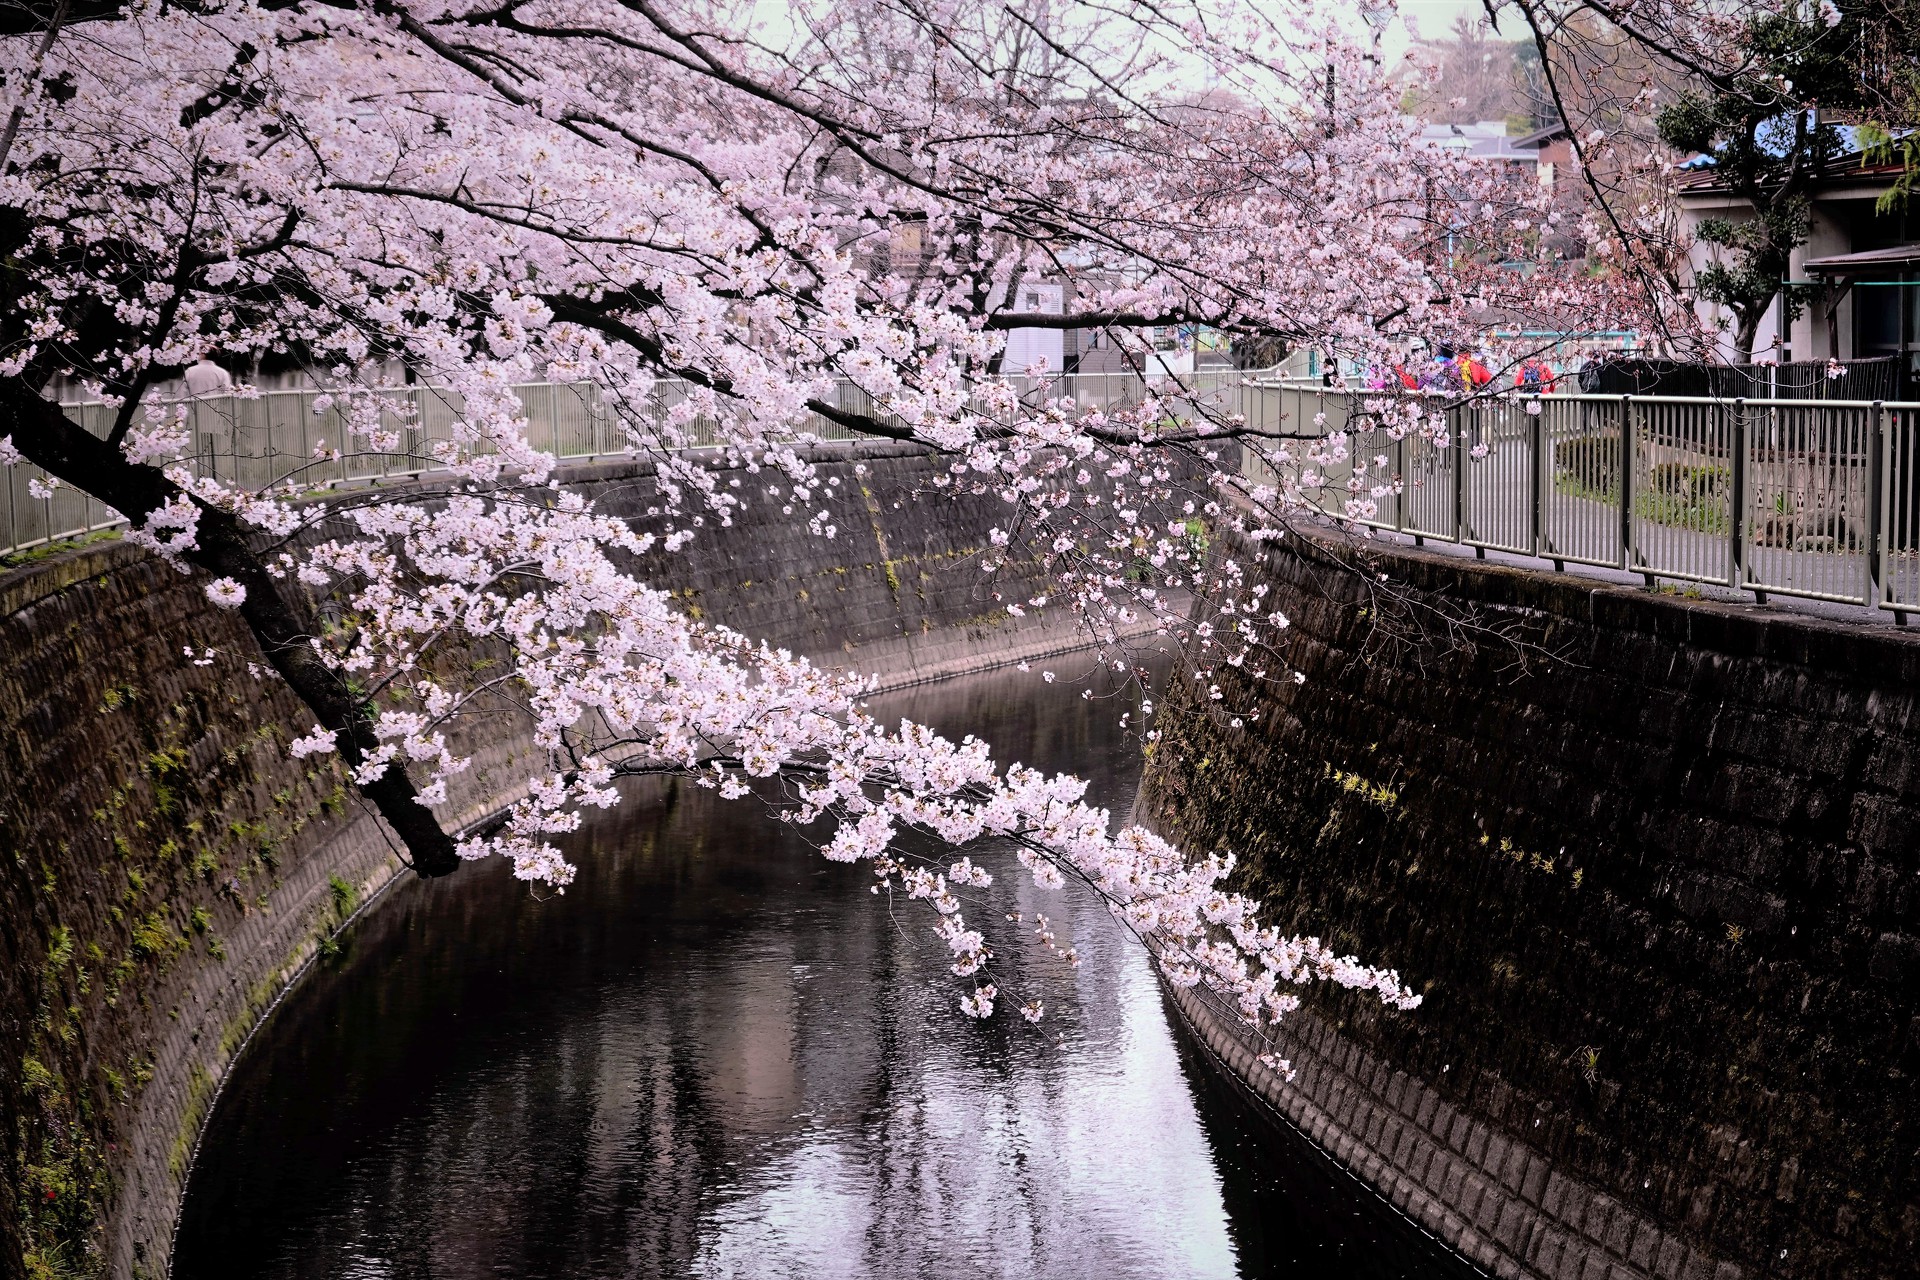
[0,0,1661,1050]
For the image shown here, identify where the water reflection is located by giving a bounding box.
[174,664,1473,1279]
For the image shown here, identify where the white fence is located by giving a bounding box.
[1243,382,1920,619]
[7,369,1244,558]
[11,370,1919,620]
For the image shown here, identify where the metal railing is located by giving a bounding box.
[6,368,1242,558]
[18,368,1912,620]
[1242,382,1920,620]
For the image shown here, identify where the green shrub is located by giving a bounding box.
[1647,461,1728,501]
[129,911,182,960]
[1638,463,1730,533]
[1553,433,1620,496]
[328,873,357,918]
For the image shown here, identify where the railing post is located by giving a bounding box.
[1869,400,1887,608]
[1529,400,1544,557]
[297,390,310,480]
[1452,401,1466,546]
[1394,412,1408,534]
[1729,399,1748,589]
[1618,394,1634,571]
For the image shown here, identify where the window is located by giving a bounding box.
[1852,270,1915,359]
[888,222,924,262]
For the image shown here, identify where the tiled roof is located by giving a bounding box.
[1803,243,1920,273]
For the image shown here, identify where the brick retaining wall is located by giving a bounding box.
[1143,525,1920,1280]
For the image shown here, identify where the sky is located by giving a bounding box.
[733,0,1526,106]
[1388,0,1510,59]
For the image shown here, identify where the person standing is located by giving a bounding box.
[184,358,233,398]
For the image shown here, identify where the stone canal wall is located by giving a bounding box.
[1142,526,1920,1280]
[0,442,1100,1280]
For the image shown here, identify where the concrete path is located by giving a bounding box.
[1317,432,1915,630]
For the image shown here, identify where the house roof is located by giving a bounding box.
[1674,119,1913,191]
[1416,121,1541,163]
[1803,243,1920,274]
[1511,120,1570,148]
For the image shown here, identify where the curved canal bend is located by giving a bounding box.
[174,664,1476,1279]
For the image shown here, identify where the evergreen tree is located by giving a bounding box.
[1655,3,1916,359]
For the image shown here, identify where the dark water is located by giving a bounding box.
[174,664,1476,1280]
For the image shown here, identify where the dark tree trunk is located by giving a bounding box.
[1,383,462,876]
[1733,304,1765,367]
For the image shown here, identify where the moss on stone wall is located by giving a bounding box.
[0,442,1124,1280]
[7,649,358,1279]
[1144,526,1920,1280]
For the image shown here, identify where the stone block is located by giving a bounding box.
[1390,1123,1418,1168]
[1407,1138,1436,1186]
[1541,1171,1571,1221]
[1439,1160,1468,1207]
[1577,1252,1615,1280]
[1520,1155,1551,1206]
[1868,931,1920,986]
[1530,1226,1568,1275]
[1494,1198,1534,1255]
[1679,1248,1719,1280]
[1628,1222,1660,1270]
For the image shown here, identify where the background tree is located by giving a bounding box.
[1652,10,1862,361]
[1400,11,1530,127]
[1852,0,1920,211]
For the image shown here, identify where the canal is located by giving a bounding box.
[173,662,1476,1279]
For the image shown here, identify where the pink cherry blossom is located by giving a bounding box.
[0,0,1665,1032]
